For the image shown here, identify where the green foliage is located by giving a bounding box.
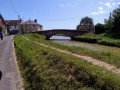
[112,6,120,33]
[73,33,120,48]
[77,16,94,29]
[95,23,105,34]
[14,35,120,89]
[104,12,113,33]
[0,25,3,33]
[104,6,120,33]
[73,33,101,43]
[80,16,94,26]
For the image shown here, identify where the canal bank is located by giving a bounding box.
[50,35,120,55]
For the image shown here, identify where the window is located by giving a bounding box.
[32,25,35,28]
[14,26,16,29]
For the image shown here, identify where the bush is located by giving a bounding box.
[95,23,105,34]
[0,25,3,33]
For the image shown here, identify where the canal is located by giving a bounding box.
[50,35,120,54]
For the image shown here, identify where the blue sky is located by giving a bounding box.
[0,0,120,30]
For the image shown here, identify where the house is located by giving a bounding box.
[5,19,22,34]
[0,14,7,35]
[77,25,95,32]
[19,19,43,34]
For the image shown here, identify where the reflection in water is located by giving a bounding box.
[50,35,71,41]
[50,35,120,54]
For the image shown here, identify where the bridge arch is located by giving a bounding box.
[33,29,88,40]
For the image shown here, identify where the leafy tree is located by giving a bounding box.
[76,16,94,30]
[80,16,94,26]
[112,5,120,33]
[0,25,3,33]
[95,23,105,34]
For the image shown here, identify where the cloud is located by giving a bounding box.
[118,2,120,5]
[99,11,105,14]
[112,3,116,6]
[58,3,72,7]
[91,12,99,15]
[99,2,103,4]
[105,2,112,8]
[98,7,103,10]
[59,4,64,7]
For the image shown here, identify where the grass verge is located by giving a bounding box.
[14,35,120,90]
[23,34,120,68]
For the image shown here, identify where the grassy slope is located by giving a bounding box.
[14,35,120,90]
[24,34,120,68]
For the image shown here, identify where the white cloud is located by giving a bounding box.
[59,3,72,7]
[91,12,99,15]
[99,2,103,4]
[59,4,64,7]
[112,3,116,6]
[66,3,71,6]
[98,7,103,10]
[99,11,105,14]
[105,2,112,8]
[118,2,120,5]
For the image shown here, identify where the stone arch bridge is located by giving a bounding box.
[33,29,89,40]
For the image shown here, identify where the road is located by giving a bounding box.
[0,36,23,90]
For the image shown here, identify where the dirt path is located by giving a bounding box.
[23,36,120,75]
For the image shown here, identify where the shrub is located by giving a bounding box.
[95,23,105,34]
[0,25,3,33]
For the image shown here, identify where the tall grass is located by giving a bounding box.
[14,35,120,90]
[23,34,120,68]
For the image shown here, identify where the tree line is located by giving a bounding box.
[77,5,120,34]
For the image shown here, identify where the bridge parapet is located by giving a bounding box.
[33,29,88,40]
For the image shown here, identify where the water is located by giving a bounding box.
[50,35,120,54]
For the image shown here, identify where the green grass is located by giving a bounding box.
[55,34,66,36]
[23,34,120,68]
[14,35,120,90]
[73,33,120,47]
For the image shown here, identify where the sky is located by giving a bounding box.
[0,0,120,30]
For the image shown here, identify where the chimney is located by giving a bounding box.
[20,18,22,23]
[34,19,37,23]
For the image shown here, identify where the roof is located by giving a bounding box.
[0,14,7,25]
[20,20,42,26]
[5,20,21,26]
[77,25,94,30]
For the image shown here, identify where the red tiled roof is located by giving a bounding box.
[5,20,21,26]
[77,25,94,30]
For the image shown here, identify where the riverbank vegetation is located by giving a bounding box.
[74,5,120,47]
[23,34,120,69]
[14,35,120,90]
[73,33,120,47]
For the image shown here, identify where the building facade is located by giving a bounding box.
[0,14,7,35]
[19,19,43,33]
[5,20,22,34]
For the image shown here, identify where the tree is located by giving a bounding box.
[95,23,105,34]
[80,16,94,26]
[0,25,3,33]
[104,12,113,33]
[112,5,120,33]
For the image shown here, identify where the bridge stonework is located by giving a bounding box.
[33,29,89,40]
